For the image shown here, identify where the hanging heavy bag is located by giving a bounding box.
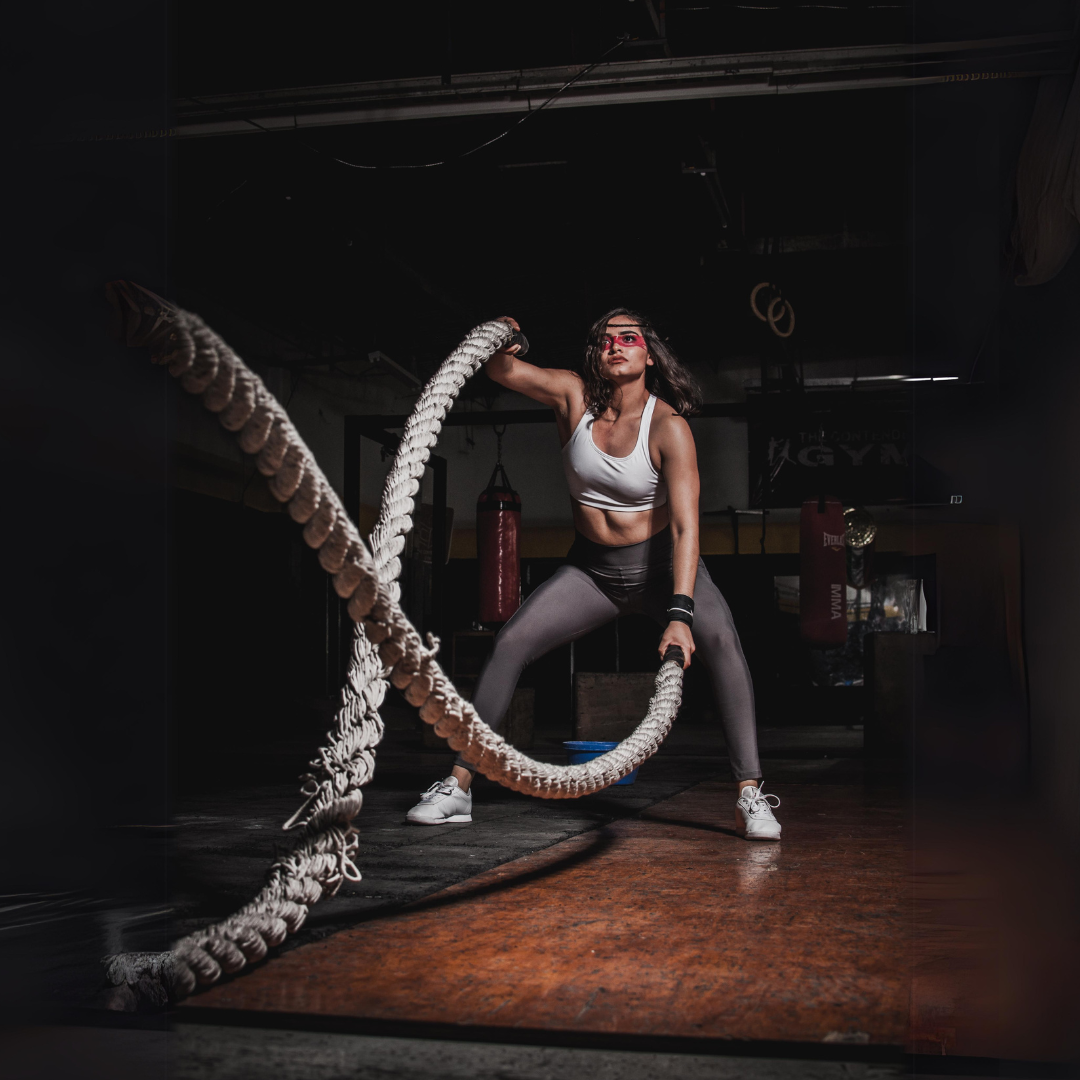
[477,457,521,625]
[799,495,848,645]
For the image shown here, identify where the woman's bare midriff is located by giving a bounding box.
[571,500,671,547]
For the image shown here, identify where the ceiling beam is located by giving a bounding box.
[176,33,1073,138]
[349,403,748,435]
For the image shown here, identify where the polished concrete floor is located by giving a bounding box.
[3,1023,910,1080]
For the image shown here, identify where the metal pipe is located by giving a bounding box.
[347,402,747,439]
[175,34,1071,138]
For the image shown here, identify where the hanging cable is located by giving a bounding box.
[184,35,628,172]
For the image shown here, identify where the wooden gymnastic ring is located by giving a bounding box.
[750,281,774,322]
[767,296,795,339]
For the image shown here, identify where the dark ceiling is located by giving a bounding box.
[176,1,1075,95]
[171,1,1077,394]
[175,91,910,379]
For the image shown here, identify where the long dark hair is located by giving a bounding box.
[582,307,702,418]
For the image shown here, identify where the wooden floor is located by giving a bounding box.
[184,781,910,1046]
[909,798,1080,1063]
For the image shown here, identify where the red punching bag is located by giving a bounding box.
[477,457,521,625]
[799,495,848,645]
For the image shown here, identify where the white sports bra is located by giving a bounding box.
[562,394,668,512]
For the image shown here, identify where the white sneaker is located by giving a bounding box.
[735,784,781,841]
[406,776,473,825]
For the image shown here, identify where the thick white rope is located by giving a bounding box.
[103,282,684,1000]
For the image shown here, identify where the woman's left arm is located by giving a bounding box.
[657,414,700,669]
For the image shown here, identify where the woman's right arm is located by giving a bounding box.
[488,317,581,416]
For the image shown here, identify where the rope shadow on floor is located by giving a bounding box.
[179,828,620,1000]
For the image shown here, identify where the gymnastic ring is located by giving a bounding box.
[767,296,795,339]
[750,281,774,322]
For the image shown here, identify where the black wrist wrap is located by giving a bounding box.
[667,593,695,628]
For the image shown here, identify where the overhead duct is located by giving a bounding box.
[174,34,1073,139]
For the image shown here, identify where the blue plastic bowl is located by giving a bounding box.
[563,740,640,785]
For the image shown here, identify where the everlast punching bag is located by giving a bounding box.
[477,458,521,625]
[799,495,848,645]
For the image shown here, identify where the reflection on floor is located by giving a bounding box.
[184,780,909,1047]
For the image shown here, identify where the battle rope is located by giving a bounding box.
[102,282,685,1001]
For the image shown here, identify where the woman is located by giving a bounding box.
[407,309,781,839]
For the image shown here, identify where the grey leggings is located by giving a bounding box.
[457,526,761,781]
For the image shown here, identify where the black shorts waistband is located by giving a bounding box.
[567,525,673,580]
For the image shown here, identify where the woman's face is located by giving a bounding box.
[599,316,654,381]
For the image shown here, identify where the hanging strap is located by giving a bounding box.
[486,460,515,492]
[486,424,515,492]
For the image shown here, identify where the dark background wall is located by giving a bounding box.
[1002,254,1080,836]
[907,65,1080,830]
[1,3,175,1012]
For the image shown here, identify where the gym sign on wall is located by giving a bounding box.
[748,396,916,508]
[780,428,909,470]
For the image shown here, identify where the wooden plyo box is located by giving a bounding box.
[504,687,535,750]
[422,683,534,751]
[574,672,656,742]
